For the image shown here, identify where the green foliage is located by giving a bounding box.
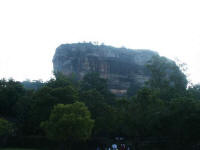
[187,84,200,100]
[0,118,13,136]
[127,81,141,97]
[161,97,200,141]
[79,89,118,137]
[14,91,35,135]
[1,60,200,149]
[146,56,188,100]
[128,88,165,137]
[92,104,118,137]
[30,85,78,134]
[81,73,107,93]
[80,73,115,104]
[46,72,73,88]
[41,102,94,143]
[0,79,25,117]
[80,90,105,116]
[112,98,131,137]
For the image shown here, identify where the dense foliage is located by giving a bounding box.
[41,102,94,149]
[1,56,200,150]
[0,118,13,137]
[0,118,13,147]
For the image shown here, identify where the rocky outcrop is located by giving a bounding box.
[53,43,159,95]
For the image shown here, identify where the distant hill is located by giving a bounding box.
[21,80,44,90]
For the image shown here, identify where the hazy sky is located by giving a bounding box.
[0,0,200,84]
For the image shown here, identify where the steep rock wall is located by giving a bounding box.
[53,43,159,95]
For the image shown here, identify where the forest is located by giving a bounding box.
[1,56,200,150]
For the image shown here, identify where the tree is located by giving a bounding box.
[41,102,94,150]
[81,73,108,93]
[79,89,105,117]
[0,118,12,136]
[187,84,200,100]
[127,81,141,97]
[30,84,78,134]
[128,88,164,137]
[0,79,25,117]
[0,118,13,146]
[46,72,74,88]
[162,98,200,144]
[80,73,115,104]
[146,56,188,100]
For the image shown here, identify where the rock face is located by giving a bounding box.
[53,43,159,95]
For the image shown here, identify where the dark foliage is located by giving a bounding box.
[1,57,200,150]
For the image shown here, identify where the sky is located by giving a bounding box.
[0,0,200,84]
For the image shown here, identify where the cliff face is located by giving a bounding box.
[53,43,159,95]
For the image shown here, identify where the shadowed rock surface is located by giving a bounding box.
[53,43,159,95]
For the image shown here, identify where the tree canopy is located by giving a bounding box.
[1,57,200,150]
[41,102,94,149]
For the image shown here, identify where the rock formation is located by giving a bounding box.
[53,43,159,95]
